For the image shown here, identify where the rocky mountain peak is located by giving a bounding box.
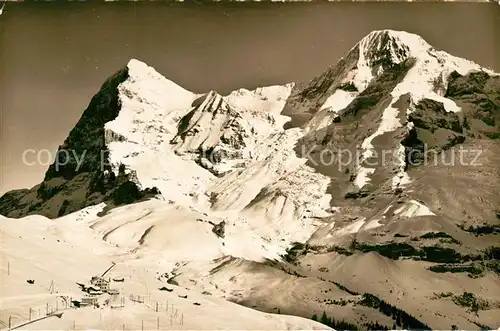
[355,30,431,67]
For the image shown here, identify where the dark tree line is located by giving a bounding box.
[458,224,500,236]
[312,311,395,330]
[312,311,359,330]
[359,294,431,330]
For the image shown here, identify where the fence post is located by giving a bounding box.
[181,312,184,325]
[156,301,158,312]
[157,316,159,330]
[141,319,144,331]
[8,316,11,329]
[29,308,32,321]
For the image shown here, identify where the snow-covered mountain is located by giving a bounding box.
[1,29,499,330]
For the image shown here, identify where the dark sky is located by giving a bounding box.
[0,2,498,194]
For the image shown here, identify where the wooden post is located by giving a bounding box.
[46,303,49,315]
[157,316,159,330]
[141,320,144,331]
[181,313,184,325]
[8,316,11,329]
[29,308,32,321]
[156,301,158,312]
[122,324,125,331]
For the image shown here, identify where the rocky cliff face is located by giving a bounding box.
[0,67,158,218]
[170,89,286,177]
[0,60,301,220]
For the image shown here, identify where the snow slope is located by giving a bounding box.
[299,30,497,194]
[347,30,496,190]
[101,58,334,263]
[104,60,297,209]
[301,30,496,192]
[0,209,331,330]
[103,59,213,207]
[225,83,294,116]
[393,199,435,218]
[2,29,500,330]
